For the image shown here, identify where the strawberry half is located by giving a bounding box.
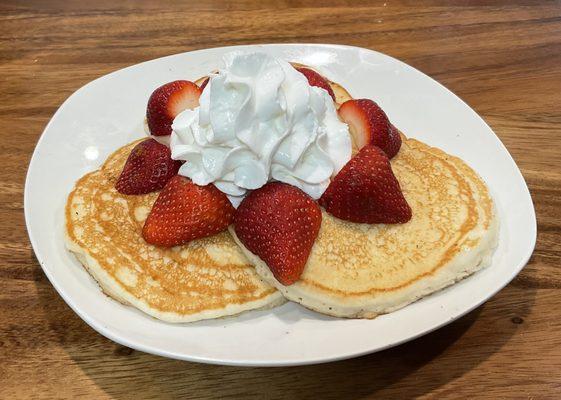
[338,99,401,158]
[320,145,411,224]
[234,182,322,286]
[386,123,402,160]
[296,67,336,101]
[199,77,209,91]
[146,80,201,136]
[142,176,235,247]
[115,139,181,195]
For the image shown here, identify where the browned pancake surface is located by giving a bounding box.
[66,141,281,321]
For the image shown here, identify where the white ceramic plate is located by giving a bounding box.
[25,44,536,366]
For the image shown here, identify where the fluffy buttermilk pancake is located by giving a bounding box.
[231,136,499,318]
[65,141,284,323]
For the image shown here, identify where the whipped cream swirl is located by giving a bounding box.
[170,52,351,207]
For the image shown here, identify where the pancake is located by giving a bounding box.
[65,141,284,323]
[231,136,499,318]
[80,62,497,322]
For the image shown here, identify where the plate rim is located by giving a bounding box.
[24,43,537,367]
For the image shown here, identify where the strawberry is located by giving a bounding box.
[234,182,322,286]
[296,67,336,101]
[319,145,411,224]
[142,176,234,247]
[386,123,402,160]
[338,99,401,158]
[115,139,181,195]
[146,80,201,136]
[199,77,209,91]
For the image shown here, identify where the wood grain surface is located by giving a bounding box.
[1,0,560,398]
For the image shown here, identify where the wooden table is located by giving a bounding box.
[2,1,560,398]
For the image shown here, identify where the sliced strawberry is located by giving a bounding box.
[385,123,402,159]
[320,145,411,224]
[296,67,336,101]
[199,77,209,91]
[115,139,181,195]
[338,99,401,158]
[142,176,234,247]
[234,182,322,286]
[146,80,201,136]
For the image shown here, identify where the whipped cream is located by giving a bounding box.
[170,52,351,206]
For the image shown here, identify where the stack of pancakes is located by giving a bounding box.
[65,72,498,322]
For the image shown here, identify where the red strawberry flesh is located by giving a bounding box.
[385,123,402,159]
[146,80,201,136]
[142,176,235,247]
[234,182,322,286]
[115,139,181,195]
[296,67,336,102]
[320,145,411,224]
